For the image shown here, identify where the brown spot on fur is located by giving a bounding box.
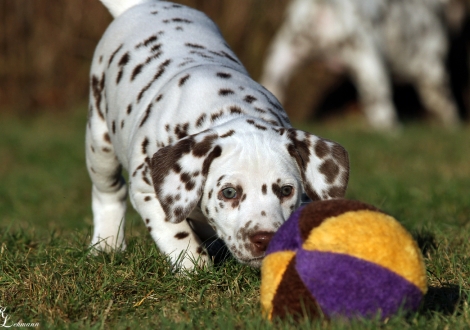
[108,44,123,66]
[229,106,243,115]
[185,43,204,49]
[192,134,219,157]
[118,52,130,66]
[243,95,257,103]
[142,137,149,154]
[178,74,190,86]
[116,52,130,83]
[132,163,145,177]
[136,35,158,49]
[139,103,153,127]
[143,176,152,186]
[255,123,267,130]
[216,175,225,187]
[195,113,206,128]
[131,64,143,80]
[220,130,235,138]
[211,110,224,122]
[103,133,111,143]
[331,144,349,171]
[219,89,234,96]
[319,159,339,184]
[137,59,171,103]
[246,119,267,130]
[216,72,231,79]
[262,184,267,195]
[272,183,282,200]
[150,44,162,53]
[91,73,106,120]
[174,123,189,139]
[327,186,345,198]
[196,246,207,255]
[315,139,329,159]
[144,196,151,202]
[175,232,190,239]
[220,51,238,64]
[202,146,221,176]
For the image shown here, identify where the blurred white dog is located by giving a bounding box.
[261,0,461,130]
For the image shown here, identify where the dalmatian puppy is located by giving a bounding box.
[87,0,349,270]
[261,0,461,130]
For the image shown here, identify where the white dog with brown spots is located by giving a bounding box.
[87,0,349,270]
[261,0,461,130]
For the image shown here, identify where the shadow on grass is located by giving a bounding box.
[422,284,463,315]
[412,230,465,315]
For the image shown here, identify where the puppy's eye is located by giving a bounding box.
[281,185,293,197]
[222,187,237,199]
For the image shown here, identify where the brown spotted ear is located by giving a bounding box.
[150,131,222,223]
[286,129,349,201]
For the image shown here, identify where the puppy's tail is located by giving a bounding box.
[100,0,156,18]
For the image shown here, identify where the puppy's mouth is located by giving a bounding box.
[237,256,265,268]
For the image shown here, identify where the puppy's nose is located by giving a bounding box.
[249,232,275,253]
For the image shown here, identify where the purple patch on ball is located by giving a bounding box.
[296,250,423,319]
[265,206,305,255]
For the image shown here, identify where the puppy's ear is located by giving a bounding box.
[150,131,221,223]
[285,129,349,201]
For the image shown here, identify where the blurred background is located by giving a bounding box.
[1,0,469,122]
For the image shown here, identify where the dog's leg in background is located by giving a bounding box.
[342,40,398,130]
[260,23,312,104]
[412,60,460,127]
[86,109,127,252]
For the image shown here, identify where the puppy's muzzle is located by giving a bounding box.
[249,231,275,254]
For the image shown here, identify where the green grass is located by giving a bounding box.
[0,108,469,329]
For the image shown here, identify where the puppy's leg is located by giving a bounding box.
[128,176,209,271]
[342,39,398,130]
[260,23,312,104]
[412,60,460,127]
[86,114,127,252]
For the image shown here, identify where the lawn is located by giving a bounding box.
[0,107,469,329]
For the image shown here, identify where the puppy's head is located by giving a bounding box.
[151,122,349,267]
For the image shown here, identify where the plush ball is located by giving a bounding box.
[260,199,427,321]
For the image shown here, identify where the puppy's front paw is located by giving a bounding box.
[89,235,127,254]
[170,247,211,273]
